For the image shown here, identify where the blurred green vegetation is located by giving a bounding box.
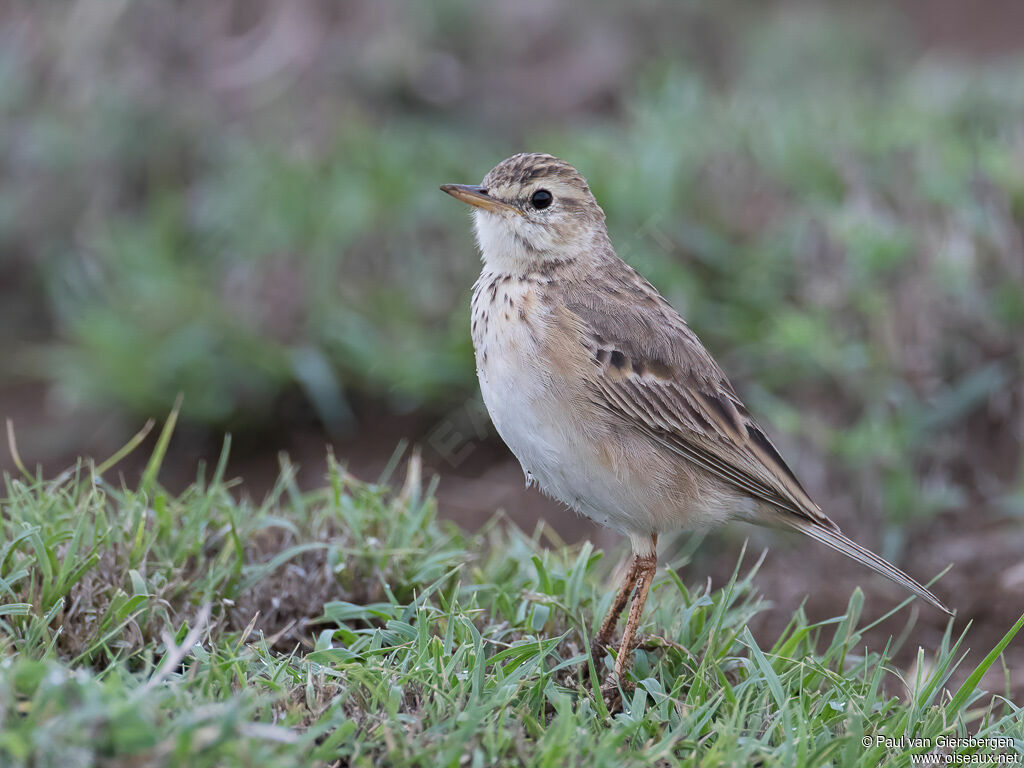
[2,2,1023,547]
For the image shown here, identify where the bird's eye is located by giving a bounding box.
[530,189,553,210]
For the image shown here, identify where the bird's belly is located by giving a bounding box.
[476,346,561,488]
[478,354,747,542]
[476,341,646,536]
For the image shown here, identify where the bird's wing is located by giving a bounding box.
[559,271,951,615]
[560,285,836,531]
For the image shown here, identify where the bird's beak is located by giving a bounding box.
[440,184,522,215]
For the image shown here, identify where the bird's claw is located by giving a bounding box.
[600,673,636,711]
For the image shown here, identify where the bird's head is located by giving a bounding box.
[441,153,607,272]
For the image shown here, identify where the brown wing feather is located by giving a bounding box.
[559,278,837,532]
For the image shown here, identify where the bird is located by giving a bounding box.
[440,152,952,688]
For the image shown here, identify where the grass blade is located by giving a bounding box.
[946,610,1024,715]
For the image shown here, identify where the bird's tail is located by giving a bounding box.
[781,516,953,616]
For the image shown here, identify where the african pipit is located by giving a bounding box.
[441,153,952,687]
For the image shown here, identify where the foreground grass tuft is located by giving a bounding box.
[0,431,1021,765]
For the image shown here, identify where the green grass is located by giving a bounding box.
[1,417,1021,766]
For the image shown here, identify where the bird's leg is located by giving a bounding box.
[611,537,658,684]
[592,555,643,654]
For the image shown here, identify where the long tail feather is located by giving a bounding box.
[785,518,953,616]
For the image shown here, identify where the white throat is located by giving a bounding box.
[472,208,598,274]
[472,209,533,273]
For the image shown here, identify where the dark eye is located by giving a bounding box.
[530,189,553,210]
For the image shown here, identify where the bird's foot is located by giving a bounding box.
[639,633,689,654]
[590,636,612,664]
[600,680,621,711]
[600,673,636,712]
[591,629,647,669]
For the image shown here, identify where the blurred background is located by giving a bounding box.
[2,0,1023,689]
